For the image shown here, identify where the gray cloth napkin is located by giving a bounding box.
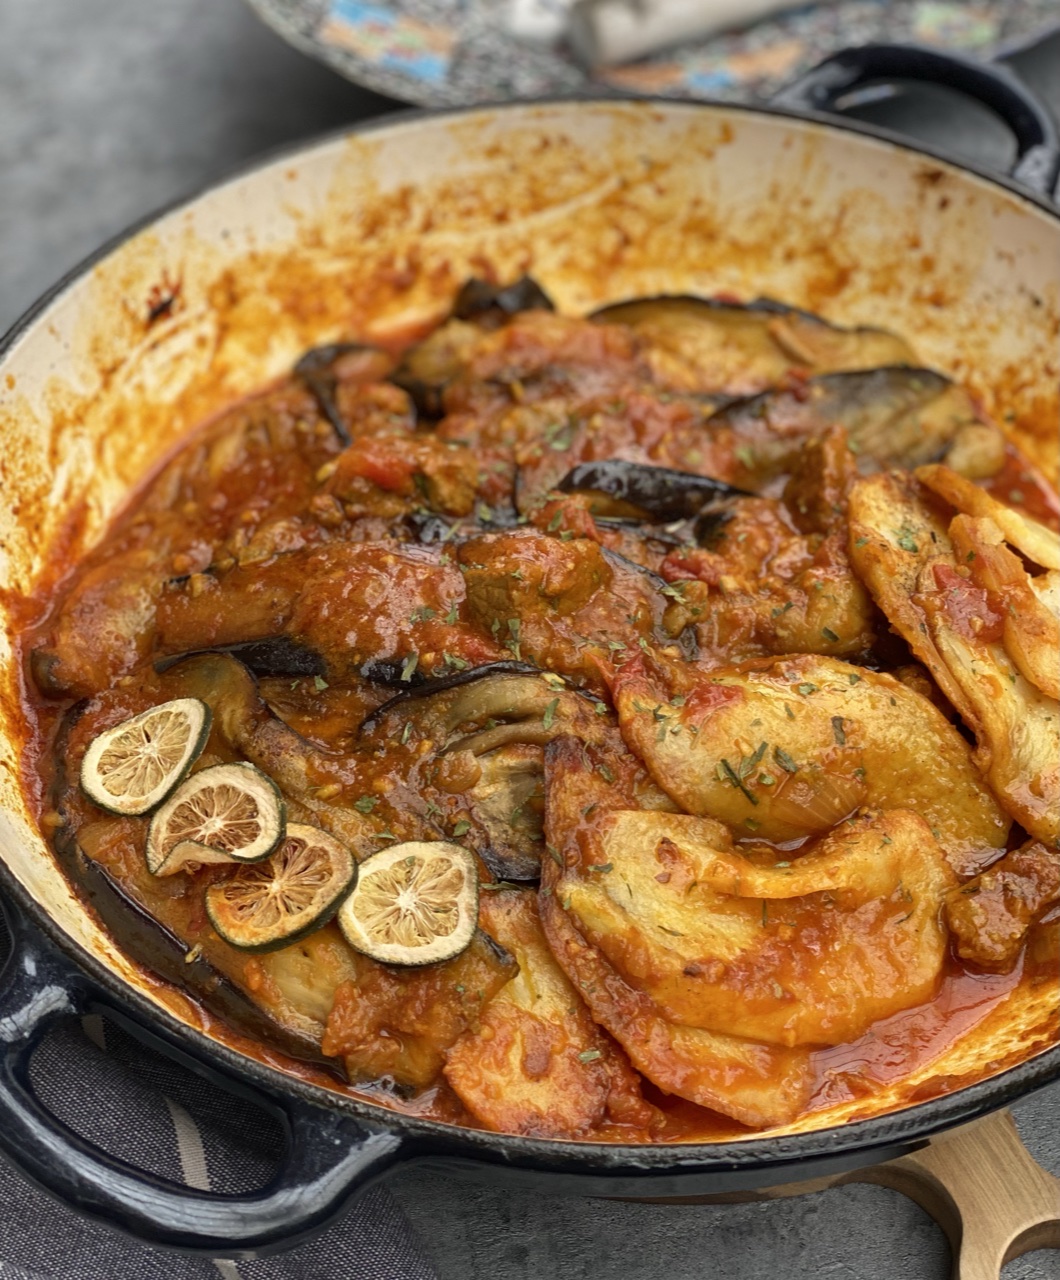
[0,914,438,1280]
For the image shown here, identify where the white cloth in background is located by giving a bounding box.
[568,0,823,65]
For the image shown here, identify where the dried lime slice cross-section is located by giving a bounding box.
[80,698,211,816]
[146,761,285,876]
[337,841,478,966]
[205,823,357,952]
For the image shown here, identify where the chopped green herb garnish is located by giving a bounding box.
[894,525,920,554]
[719,758,759,805]
[578,1049,603,1063]
[590,862,613,874]
[542,697,559,731]
[400,652,419,682]
[506,617,522,659]
[797,682,818,696]
[452,819,472,837]
[773,746,799,774]
[353,795,377,814]
[821,626,840,643]
[313,675,329,691]
[445,602,460,624]
[401,721,413,745]
[831,716,847,746]
[848,672,862,685]
[854,536,869,548]
[772,601,794,618]
[598,763,615,784]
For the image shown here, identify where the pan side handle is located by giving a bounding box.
[0,902,408,1257]
[838,1108,1060,1280]
[772,43,1060,200]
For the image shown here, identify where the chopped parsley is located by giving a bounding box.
[773,746,799,774]
[452,819,472,838]
[400,652,419,682]
[353,795,377,815]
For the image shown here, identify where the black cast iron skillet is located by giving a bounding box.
[0,41,1058,1260]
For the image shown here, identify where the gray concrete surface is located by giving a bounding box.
[1,2,1058,1276]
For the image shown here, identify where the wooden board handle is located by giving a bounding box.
[845,1109,1060,1280]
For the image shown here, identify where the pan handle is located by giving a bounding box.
[771,43,1060,199]
[0,905,406,1257]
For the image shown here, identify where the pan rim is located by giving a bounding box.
[2,92,1057,1175]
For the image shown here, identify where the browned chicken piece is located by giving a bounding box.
[321,932,518,1089]
[444,889,658,1139]
[458,528,691,690]
[156,543,503,681]
[946,843,1060,971]
[656,429,878,663]
[319,433,482,520]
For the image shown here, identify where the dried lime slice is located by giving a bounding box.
[80,698,211,816]
[205,823,357,952]
[146,762,285,876]
[337,841,478,966]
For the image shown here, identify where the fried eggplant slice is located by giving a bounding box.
[706,368,990,486]
[359,664,618,880]
[589,296,915,395]
[444,889,657,1138]
[612,654,1008,873]
[849,471,1060,845]
[539,739,815,1128]
[945,842,1060,971]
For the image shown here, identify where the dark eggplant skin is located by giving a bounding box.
[358,660,544,735]
[558,459,751,522]
[389,371,445,422]
[45,701,341,1075]
[452,275,555,325]
[155,636,327,680]
[706,366,980,474]
[294,342,384,447]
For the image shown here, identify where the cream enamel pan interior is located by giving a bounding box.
[1,100,1057,1141]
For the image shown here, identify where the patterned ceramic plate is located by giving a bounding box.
[244,0,1058,107]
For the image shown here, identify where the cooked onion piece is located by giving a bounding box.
[612,654,1008,869]
[444,888,656,1139]
[205,824,357,952]
[146,762,286,876]
[80,698,211,816]
[337,841,478,966]
[849,471,1060,845]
